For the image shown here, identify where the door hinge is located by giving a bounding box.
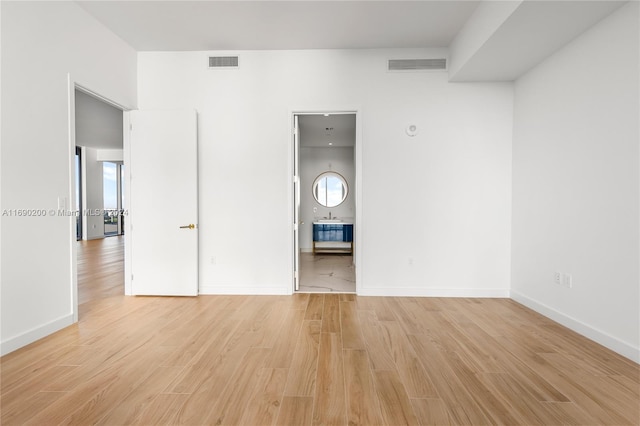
[131,274,134,281]
[129,123,133,131]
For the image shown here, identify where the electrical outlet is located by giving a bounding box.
[408,257,414,266]
[554,272,562,285]
[562,273,572,288]
[210,256,216,265]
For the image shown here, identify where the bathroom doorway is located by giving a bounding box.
[293,112,357,293]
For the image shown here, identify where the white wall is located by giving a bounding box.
[300,147,355,250]
[511,2,639,362]
[138,48,513,296]
[82,147,105,240]
[0,2,136,355]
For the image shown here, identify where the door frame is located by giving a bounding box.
[67,75,132,321]
[289,108,363,294]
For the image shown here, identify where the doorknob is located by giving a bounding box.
[179,224,196,229]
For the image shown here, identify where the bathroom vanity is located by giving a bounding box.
[312,220,353,254]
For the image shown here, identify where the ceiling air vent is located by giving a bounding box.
[208,56,239,68]
[388,58,447,71]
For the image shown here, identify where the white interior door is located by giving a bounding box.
[129,110,198,296]
[293,115,300,291]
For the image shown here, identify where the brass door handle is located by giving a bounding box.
[180,224,196,229]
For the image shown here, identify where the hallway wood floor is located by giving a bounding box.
[1,239,638,425]
[77,235,125,317]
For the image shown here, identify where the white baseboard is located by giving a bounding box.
[199,285,292,295]
[510,290,640,363]
[357,287,510,298]
[0,313,74,356]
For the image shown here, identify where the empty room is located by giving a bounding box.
[1,1,638,425]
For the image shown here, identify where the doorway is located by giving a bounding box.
[72,85,127,319]
[293,112,358,293]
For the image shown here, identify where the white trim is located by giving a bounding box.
[123,113,132,295]
[511,290,640,363]
[0,314,74,356]
[74,83,130,111]
[354,110,363,289]
[358,287,510,298]
[67,75,78,322]
[199,285,291,295]
[79,146,88,241]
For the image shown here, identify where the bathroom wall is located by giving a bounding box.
[299,146,355,251]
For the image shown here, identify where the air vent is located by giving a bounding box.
[208,56,239,68]
[388,58,447,71]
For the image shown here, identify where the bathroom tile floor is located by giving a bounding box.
[298,252,356,293]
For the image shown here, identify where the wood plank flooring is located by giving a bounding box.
[77,235,125,317]
[1,238,638,425]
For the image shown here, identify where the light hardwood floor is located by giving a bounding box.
[1,238,638,425]
[77,235,125,317]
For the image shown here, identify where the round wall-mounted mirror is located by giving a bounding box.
[313,172,348,208]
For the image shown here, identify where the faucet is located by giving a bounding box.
[329,211,332,219]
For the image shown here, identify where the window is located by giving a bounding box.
[103,162,119,236]
[75,147,82,240]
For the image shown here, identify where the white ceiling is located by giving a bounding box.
[75,90,123,149]
[75,0,627,81]
[299,114,356,148]
[76,1,479,51]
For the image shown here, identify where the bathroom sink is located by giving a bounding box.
[316,219,342,223]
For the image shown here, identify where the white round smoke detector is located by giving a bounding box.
[406,124,418,137]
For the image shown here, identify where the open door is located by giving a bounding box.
[293,115,300,291]
[128,110,198,296]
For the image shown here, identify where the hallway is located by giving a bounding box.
[77,235,124,317]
